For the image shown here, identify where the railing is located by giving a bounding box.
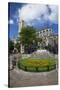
[20,64,56,72]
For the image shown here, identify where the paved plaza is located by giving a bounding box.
[9,51,58,87]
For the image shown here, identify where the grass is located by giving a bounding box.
[17,58,56,72]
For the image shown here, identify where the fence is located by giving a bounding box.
[19,64,56,72]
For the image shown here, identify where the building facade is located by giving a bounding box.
[18,20,58,53]
[36,28,53,47]
[37,28,58,49]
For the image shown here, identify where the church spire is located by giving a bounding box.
[18,19,25,33]
[20,20,25,30]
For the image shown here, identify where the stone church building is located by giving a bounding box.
[18,20,58,54]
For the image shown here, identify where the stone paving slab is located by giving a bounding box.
[9,68,58,87]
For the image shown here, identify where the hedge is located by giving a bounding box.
[17,58,56,72]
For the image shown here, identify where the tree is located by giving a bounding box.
[8,39,14,54]
[19,26,37,53]
[15,42,20,52]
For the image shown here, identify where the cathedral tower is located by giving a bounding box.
[18,20,25,54]
[18,20,25,33]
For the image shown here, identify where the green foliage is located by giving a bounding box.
[19,26,37,53]
[17,58,56,72]
[20,26,36,44]
[8,39,14,54]
[15,42,20,52]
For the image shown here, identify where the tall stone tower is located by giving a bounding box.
[18,20,25,33]
[19,20,25,54]
[20,20,25,29]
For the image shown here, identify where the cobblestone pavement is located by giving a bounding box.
[9,68,58,87]
[9,53,58,87]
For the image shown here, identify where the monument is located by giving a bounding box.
[19,20,25,54]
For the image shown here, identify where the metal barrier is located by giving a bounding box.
[20,64,56,72]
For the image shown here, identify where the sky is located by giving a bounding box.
[8,3,58,40]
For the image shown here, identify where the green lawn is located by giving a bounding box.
[17,58,56,72]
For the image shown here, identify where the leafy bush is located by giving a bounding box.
[8,39,14,54]
[15,42,20,52]
[17,58,56,72]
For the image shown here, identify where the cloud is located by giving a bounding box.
[8,19,14,24]
[18,4,58,25]
[48,5,58,24]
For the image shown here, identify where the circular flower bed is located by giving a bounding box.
[17,58,56,72]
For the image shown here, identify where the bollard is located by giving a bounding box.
[47,65,49,71]
[24,66,27,71]
[36,67,38,72]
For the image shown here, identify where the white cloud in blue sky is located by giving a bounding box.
[18,4,58,25]
[8,3,58,40]
[8,19,14,24]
